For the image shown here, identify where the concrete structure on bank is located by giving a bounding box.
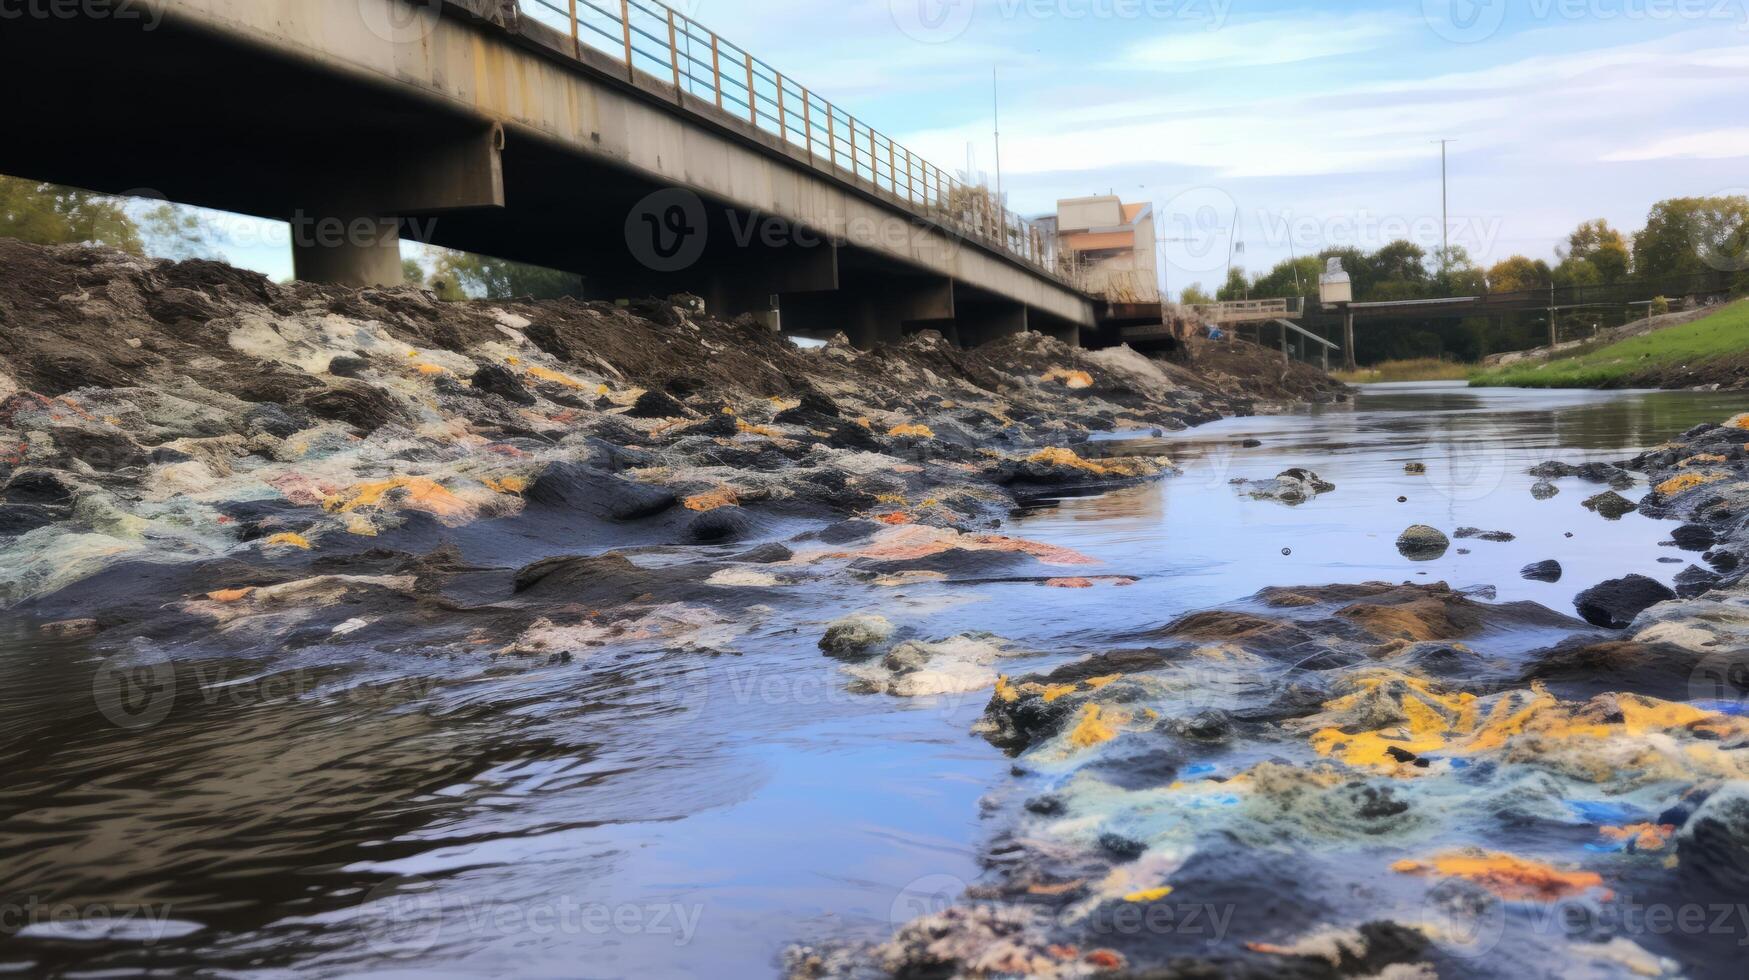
[0,0,1095,349]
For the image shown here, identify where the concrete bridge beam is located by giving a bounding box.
[957,302,1030,348]
[779,275,954,348]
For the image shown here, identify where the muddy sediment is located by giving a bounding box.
[788,418,1749,979]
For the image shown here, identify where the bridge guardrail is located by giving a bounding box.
[519,0,1082,289]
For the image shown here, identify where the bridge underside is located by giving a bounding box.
[0,0,1094,349]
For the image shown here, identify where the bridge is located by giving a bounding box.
[0,0,1097,349]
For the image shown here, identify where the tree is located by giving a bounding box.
[0,175,143,254]
[1552,257,1603,287]
[1179,282,1214,306]
[431,250,586,300]
[1432,245,1486,295]
[1214,266,1250,302]
[1633,196,1749,281]
[1367,240,1431,293]
[137,202,220,262]
[1487,255,1552,293]
[1249,256,1321,301]
[402,258,427,287]
[1560,219,1630,283]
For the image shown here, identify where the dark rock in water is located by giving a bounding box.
[1237,468,1336,506]
[626,389,693,419]
[1659,557,1685,564]
[1396,525,1450,561]
[1583,491,1637,520]
[1531,480,1560,500]
[1522,638,1704,700]
[1098,832,1148,862]
[686,506,753,543]
[1676,564,1723,599]
[1532,460,1636,489]
[1521,560,1563,583]
[1239,438,1263,448]
[470,364,537,405]
[1023,795,1067,817]
[1673,524,1718,552]
[513,552,718,606]
[732,543,794,564]
[1574,574,1677,630]
[1172,710,1237,743]
[854,547,1032,580]
[326,355,369,378]
[1456,527,1516,543]
[524,461,678,521]
[807,519,884,545]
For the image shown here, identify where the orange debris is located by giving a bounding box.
[1391,851,1608,901]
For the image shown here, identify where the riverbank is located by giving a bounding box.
[1472,300,1749,390]
[789,399,1749,980]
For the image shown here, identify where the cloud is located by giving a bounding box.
[1602,128,1749,162]
[1123,11,1411,71]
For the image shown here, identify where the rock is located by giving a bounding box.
[820,614,895,659]
[685,506,753,543]
[1238,468,1335,506]
[1456,527,1516,543]
[773,389,843,427]
[626,389,693,419]
[326,355,369,378]
[1574,574,1678,630]
[49,425,148,471]
[1404,462,1426,475]
[39,618,99,639]
[524,461,678,521]
[1675,564,1723,599]
[1521,560,1563,583]
[1396,525,1450,561]
[1583,491,1638,520]
[1531,480,1560,500]
[1673,524,1718,552]
[470,364,537,405]
[242,403,305,439]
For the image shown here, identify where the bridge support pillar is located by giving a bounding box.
[779,274,953,349]
[1031,313,1081,349]
[957,303,1029,348]
[1342,309,1357,372]
[291,214,403,287]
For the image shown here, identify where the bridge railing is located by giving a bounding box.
[519,0,1079,288]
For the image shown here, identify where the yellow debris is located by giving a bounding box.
[1657,472,1727,497]
[324,477,474,522]
[526,365,589,390]
[264,532,312,550]
[1123,887,1174,903]
[344,514,379,537]
[1029,447,1111,475]
[1041,684,1079,703]
[415,363,448,376]
[1680,454,1728,467]
[995,675,1021,704]
[1042,368,1095,389]
[482,475,528,495]
[1069,704,1122,749]
[207,587,255,603]
[888,424,935,439]
[684,488,740,512]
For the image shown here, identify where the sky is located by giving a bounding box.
[202,0,1749,299]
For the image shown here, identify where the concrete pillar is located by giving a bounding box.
[291,214,403,287]
[957,303,1029,348]
[1342,309,1357,372]
[778,274,952,349]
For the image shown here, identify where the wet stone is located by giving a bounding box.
[1574,574,1678,630]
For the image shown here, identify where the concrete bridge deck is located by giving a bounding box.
[0,0,1097,348]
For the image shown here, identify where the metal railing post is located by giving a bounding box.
[667,9,681,97]
[568,0,579,55]
[620,0,634,82]
[802,89,813,164]
[746,56,757,124]
[888,141,896,197]
[827,109,837,171]
[710,33,722,109]
[776,72,786,142]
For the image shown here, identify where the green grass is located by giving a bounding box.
[1332,358,1476,384]
[1471,300,1749,388]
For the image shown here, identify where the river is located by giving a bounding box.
[2,382,1745,978]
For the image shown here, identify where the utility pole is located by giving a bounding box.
[1433,139,1455,276]
[992,67,1003,242]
